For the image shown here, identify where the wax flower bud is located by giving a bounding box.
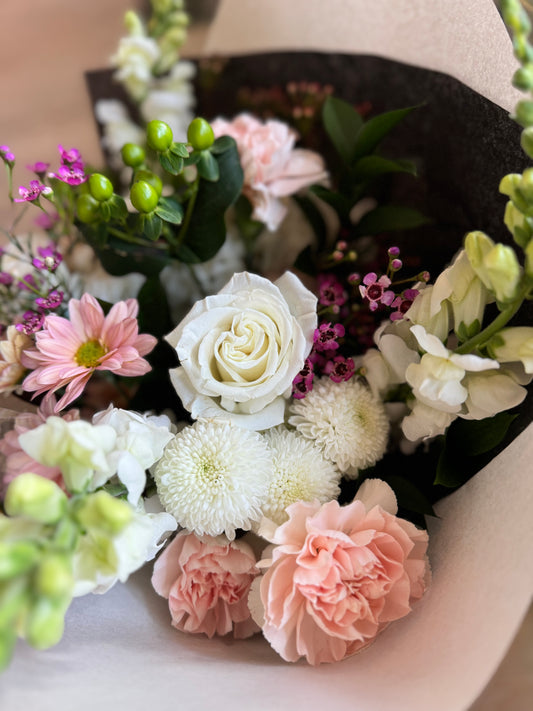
[74,491,133,536]
[4,474,67,525]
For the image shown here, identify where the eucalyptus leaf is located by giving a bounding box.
[142,213,163,241]
[322,96,364,163]
[211,135,235,154]
[353,205,430,236]
[169,142,189,158]
[108,194,128,221]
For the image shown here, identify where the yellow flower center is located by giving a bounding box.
[75,339,107,368]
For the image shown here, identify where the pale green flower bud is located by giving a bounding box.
[25,597,67,650]
[521,126,533,160]
[0,628,17,672]
[0,540,40,580]
[487,327,533,373]
[124,10,144,37]
[502,0,531,35]
[403,285,450,343]
[525,239,533,277]
[35,554,74,600]
[514,100,533,128]
[151,0,174,12]
[484,244,521,303]
[4,474,67,524]
[504,200,533,247]
[519,167,533,201]
[0,578,28,629]
[75,491,133,536]
[499,173,522,198]
[464,231,495,288]
[513,64,533,90]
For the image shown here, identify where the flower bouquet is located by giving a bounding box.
[1,0,532,708]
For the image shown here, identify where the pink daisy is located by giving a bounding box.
[21,293,157,412]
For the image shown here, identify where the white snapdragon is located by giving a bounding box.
[362,319,420,398]
[461,369,528,420]
[403,284,450,343]
[111,35,161,101]
[488,327,533,374]
[18,417,117,493]
[92,407,175,505]
[140,62,196,142]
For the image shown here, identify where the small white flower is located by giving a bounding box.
[488,327,533,374]
[404,284,450,343]
[289,377,390,478]
[461,369,527,420]
[92,406,174,505]
[153,419,273,539]
[401,400,456,441]
[259,427,341,526]
[111,35,161,101]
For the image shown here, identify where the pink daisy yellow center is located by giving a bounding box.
[75,339,108,368]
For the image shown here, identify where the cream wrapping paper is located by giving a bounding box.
[1,1,533,709]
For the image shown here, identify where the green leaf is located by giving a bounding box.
[159,151,183,176]
[293,194,327,249]
[351,105,420,162]
[141,213,163,241]
[234,195,263,251]
[447,413,518,458]
[353,205,430,236]
[169,142,189,158]
[155,197,184,225]
[136,274,173,338]
[184,152,202,167]
[211,135,235,154]
[322,96,363,163]
[197,151,220,182]
[309,184,352,219]
[351,156,417,182]
[108,194,128,221]
[179,139,243,262]
[385,475,436,516]
[92,238,170,277]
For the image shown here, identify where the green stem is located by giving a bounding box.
[186,263,207,298]
[5,163,13,202]
[455,282,532,354]
[175,177,199,249]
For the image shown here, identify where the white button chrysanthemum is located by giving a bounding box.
[259,427,341,526]
[288,378,390,478]
[153,419,273,540]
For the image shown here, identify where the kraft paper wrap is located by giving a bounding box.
[1,1,532,709]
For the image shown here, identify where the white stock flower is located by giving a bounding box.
[72,507,177,596]
[166,271,317,430]
[289,377,389,478]
[259,427,341,526]
[401,401,456,441]
[405,325,500,414]
[92,406,174,505]
[94,99,144,167]
[153,419,273,540]
[18,417,116,493]
[112,35,161,101]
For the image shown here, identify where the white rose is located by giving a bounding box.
[165,271,317,430]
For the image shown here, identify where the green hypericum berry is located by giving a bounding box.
[521,126,533,159]
[121,143,146,168]
[146,120,173,152]
[134,169,163,197]
[515,99,533,128]
[187,117,215,151]
[76,194,100,223]
[130,180,159,213]
[88,173,114,202]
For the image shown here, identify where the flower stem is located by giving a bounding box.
[175,177,199,250]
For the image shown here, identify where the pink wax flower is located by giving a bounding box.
[0,398,79,496]
[211,113,328,231]
[57,144,82,165]
[16,310,45,335]
[35,289,64,310]
[34,211,59,230]
[317,274,347,308]
[152,531,260,639]
[313,322,345,352]
[390,288,420,321]
[21,293,157,412]
[359,272,395,311]
[48,163,86,186]
[292,357,314,399]
[252,485,429,664]
[13,180,52,203]
[26,161,50,174]
[0,145,15,163]
[32,244,62,271]
[324,354,355,383]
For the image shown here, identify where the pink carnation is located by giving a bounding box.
[152,531,260,639]
[253,482,429,664]
[21,293,157,412]
[211,113,328,231]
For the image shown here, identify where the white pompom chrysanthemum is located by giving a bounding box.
[153,419,273,540]
[259,427,341,526]
[288,377,389,478]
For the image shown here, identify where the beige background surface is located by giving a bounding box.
[0,1,531,709]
